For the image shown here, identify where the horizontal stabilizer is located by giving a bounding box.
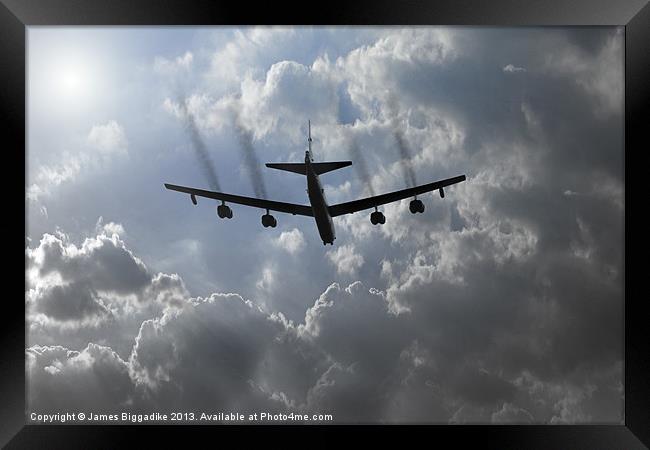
[313,161,352,174]
[265,163,308,175]
[266,161,352,175]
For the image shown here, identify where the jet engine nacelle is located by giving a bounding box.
[190,194,197,205]
[409,199,425,214]
[370,211,386,225]
[261,213,277,228]
[439,187,445,198]
[217,204,233,219]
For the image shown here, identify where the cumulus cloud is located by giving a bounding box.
[326,244,364,276]
[153,51,193,75]
[87,120,129,156]
[491,402,534,423]
[27,231,150,296]
[128,294,293,410]
[336,29,456,121]
[95,216,125,236]
[208,28,297,89]
[27,120,128,202]
[32,281,109,323]
[274,228,306,255]
[160,28,458,147]
[26,221,622,423]
[503,63,526,73]
[27,343,134,414]
[26,223,189,356]
[238,59,341,142]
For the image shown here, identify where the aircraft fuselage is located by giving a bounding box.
[305,151,335,245]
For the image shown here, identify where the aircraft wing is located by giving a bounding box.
[328,175,466,217]
[164,183,314,217]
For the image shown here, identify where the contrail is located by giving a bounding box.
[349,138,376,197]
[387,95,417,188]
[232,105,267,199]
[393,129,417,188]
[176,94,221,191]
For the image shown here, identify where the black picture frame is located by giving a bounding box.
[2,0,648,447]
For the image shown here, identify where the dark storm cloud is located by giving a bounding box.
[130,296,273,408]
[383,230,621,379]
[26,227,189,357]
[27,344,133,414]
[335,27,622,423]
[29,232,151,296]
[25,227,622,423]
[27,277,412,421]
[34,281,108,322]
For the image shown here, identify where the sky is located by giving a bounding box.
[25,26,624,424]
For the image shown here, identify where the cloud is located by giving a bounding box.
[323,180,352,204]
[27,344,133,414]
[274,228,306,255]
[32,281,109,323]
[503,64,526,73]
[491,402,534,423]
[543,28,623,116]
[26,27,623,424]
[27,230,150,296]
[236,59,341,142]
[153,51,193,75]
[256,265,276,292]
[26,222,622,423]
[162,28,457,147]
[337,29,456,121]
[26,224,190,356]
[207,28,297,89]
[326,244,364,276]
[27,120,128,202]
[26,156,83,201]
[96,216,125,236]
[87,120,129,156]
[128,293,294,411]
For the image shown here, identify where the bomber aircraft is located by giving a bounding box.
[165,121,466,245]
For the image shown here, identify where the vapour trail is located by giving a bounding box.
[232,105,267,199]
[393,129,418,188]
[349,138,376,197]
[387,95,418,188]
[176,94,221,191]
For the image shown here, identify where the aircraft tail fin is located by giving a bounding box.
[266,161,352,176]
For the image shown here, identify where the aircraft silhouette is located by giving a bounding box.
[165,121,466,245]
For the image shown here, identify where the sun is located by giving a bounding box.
[29,30,116,118]
[60,68,82,91]
[55,63,91,99]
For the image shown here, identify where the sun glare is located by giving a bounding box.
[55,63,91,99]
[61,68,82,91]
[29,33,108,116]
